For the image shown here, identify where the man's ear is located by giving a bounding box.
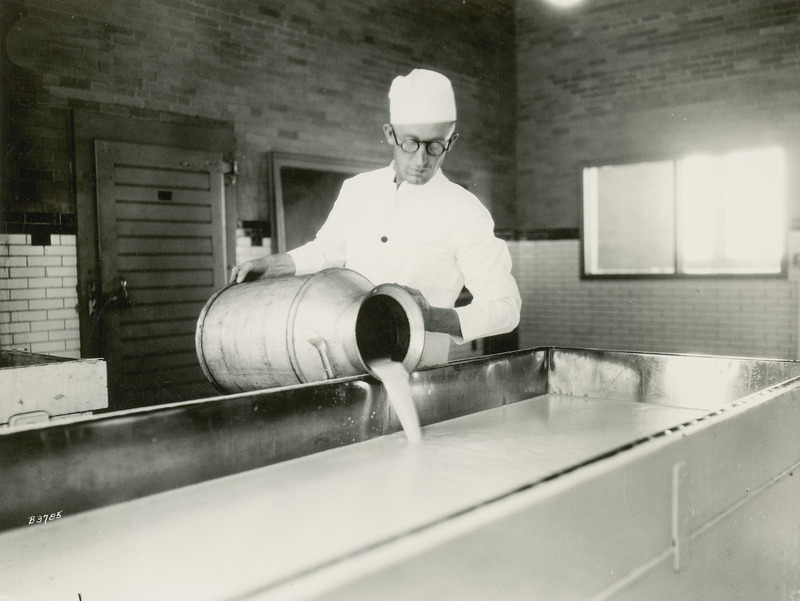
[448,132,459,150]
[382,123,394,144]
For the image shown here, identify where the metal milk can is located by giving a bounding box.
[195,268,426,393]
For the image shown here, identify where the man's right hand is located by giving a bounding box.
[229,253,297,284]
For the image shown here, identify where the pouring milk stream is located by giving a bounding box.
[368,358,422,443]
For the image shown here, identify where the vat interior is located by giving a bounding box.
[0,349,72,368]
[355,295,410,364]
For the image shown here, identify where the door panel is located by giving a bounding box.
[115,200,212,222]
[115,221,215,238]
[113,165,211,188]
[116,237,213,255]
[94,140,225,408]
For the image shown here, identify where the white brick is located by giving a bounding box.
[30,340,67,353]
[0,256,27,267]
[47,308,79,320]
[12,310,48,322]
[9,245,44,256]
[0,278,29,290]
[5,322,31,334]
[0,234,30,245]
[56,234,76,246]
[44,245,75,256]
[27,277,63,289]
[46,266,76,278]
[46,287,77,299]
[48,329,79,342]
[4,300,29,312]
[10,267,45,278]
[64,340,81,352]
[13,331,50,344]
[31,320,64,332]
[26,256,63,267]
[10,288,46,300]
[30,299,65,311]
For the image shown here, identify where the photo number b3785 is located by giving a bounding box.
[28,512,62,525]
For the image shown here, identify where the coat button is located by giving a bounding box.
[381,236,388,243]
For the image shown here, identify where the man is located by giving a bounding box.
[230,68,521,366]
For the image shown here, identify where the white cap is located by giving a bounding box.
[388,69,457,125]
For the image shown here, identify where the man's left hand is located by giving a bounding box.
[400,286,462,338]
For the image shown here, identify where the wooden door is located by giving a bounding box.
[94,141,226,408]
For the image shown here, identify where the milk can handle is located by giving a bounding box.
[304,330,337,380]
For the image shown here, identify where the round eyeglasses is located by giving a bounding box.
[389,128,457,157]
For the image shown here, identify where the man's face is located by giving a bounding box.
[383,122,456,185]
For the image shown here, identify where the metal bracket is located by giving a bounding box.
[105,276,134,310]
[88,276,134,318]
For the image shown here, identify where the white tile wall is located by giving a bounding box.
[6,233,792,363]
[0,234,81,358]
[509,239,799,360]
[1,230,271,360]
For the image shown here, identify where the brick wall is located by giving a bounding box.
[2,0,516,222]
[0,0,515,358]
[5,0,799,363]
[516,0,800,229]
[512,0,800,359]
[0,234,80,358]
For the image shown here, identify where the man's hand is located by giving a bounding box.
[401,286,462,337]
[229,253,297,284]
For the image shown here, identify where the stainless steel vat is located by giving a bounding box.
[1,347,799,600]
